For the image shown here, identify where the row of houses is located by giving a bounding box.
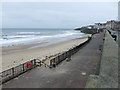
[94,20,120,31]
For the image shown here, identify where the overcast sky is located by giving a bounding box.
[2,2,118,28]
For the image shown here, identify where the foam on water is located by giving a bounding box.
[17,32,41,35]
[1,29,84,47]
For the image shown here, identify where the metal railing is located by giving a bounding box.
[0,59,37,84]
[0,36,92,83]
[49,37,91,68]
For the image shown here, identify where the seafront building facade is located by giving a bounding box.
[95,20,120,31]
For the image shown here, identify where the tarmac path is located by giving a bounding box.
[3,32,104,88]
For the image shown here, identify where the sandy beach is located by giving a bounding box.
[1,34,91,72]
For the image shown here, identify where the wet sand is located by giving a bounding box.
[2,42,48,53]
[1,35,90,72]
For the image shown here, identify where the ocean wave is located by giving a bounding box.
[7,35,35,39]
[0,30,84,47]
[17,32,41,35]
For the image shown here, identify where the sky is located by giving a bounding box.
[1,0,119,2]
[2,2,118,28]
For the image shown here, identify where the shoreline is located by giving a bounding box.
[1,34,90,54]
[1,34,91,72]
[1,42,48,54]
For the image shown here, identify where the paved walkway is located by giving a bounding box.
[3,32,104,88]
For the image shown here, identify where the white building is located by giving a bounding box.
[95,20,120,31]
[95,23,106,29]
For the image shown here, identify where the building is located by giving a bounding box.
[115,21,120,30]
[106,20,120,30]
[94,23,106,29]
[95,20,120,31]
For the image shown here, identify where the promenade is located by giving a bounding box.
[3,32,104,88]
[86,30,118,88]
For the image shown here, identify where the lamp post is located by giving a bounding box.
[118,1,120,21]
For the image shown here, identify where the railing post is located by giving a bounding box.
[34,59,36,66]
[12,68,14,77]
[23,64,25,72]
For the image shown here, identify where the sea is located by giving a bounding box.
[1,28,85,48]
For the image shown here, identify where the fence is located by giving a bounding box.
[49,37,91,68]
[0,59,37,84]
[0,36,92,83]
